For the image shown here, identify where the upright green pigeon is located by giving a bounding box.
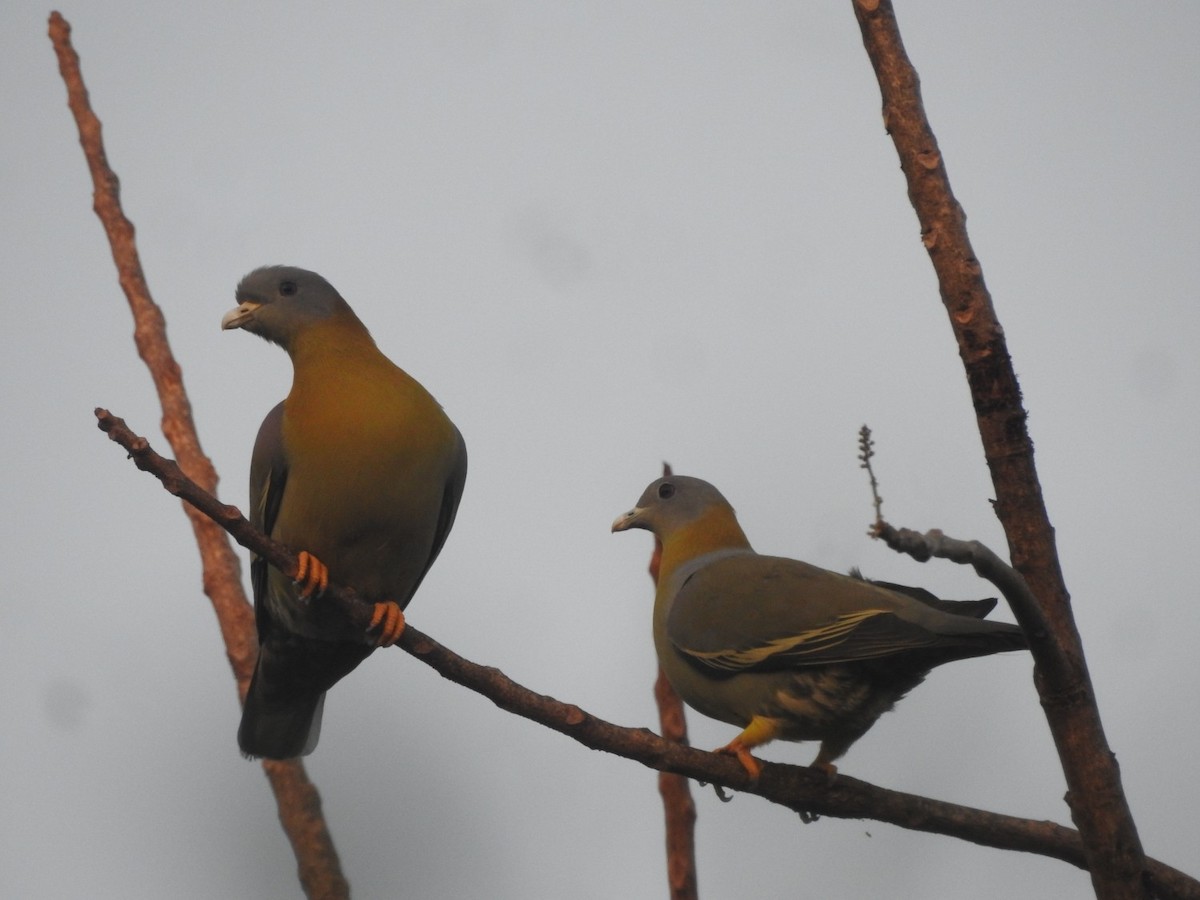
[612,475,1027,779]
[222,266,467,759]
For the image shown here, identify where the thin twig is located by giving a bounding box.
[95,409,1200,900]
[858,433,1049,637]
[871,522,1050,641]
[49,13,346,896]
[858,425,884,528]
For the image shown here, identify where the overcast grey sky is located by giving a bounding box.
[3,2,1197,898]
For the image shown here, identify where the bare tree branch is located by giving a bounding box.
[859,426,1050,638]
[851,3,1148,897]
[654,669,699,900]
[95,409,1200,900]
[49,13,347,897]
[649,464,700,900]
[873,522,1049,634]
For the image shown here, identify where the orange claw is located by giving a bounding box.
[293,550,329,600]
[368,601,406,647]
[716,739,763,780]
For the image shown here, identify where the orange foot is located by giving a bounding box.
[368,601,406,647]
[811,760,839,785]
[293,551,329,600]
[811,748,840,787]
[716,739,763,780]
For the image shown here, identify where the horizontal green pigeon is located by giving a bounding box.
[613,475,1027,779]
[222,266,467,759]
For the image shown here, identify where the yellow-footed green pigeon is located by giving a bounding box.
[612,475,1027,779]
[222,266,467,759]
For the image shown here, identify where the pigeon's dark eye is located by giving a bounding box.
[658,482,675,500]
[279,280,298,297]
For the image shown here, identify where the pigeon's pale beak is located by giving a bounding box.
[221,301,261,330]
[611,506,646,533]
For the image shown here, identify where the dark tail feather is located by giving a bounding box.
[849,569,1000,619]
[923,620,1029,670]
[877,580,999,619]
[978,621,1029,653]
[236,636,372,759]
[237,661,325,760]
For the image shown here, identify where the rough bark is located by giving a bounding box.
[851,2,1147,897]
[50,13,347,898]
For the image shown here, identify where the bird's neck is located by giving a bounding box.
[283,318,427,439]
[657,507,752,587]
[290,316,380,362]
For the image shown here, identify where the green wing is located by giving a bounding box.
[666,554,1018,675]
[248,401,288,642]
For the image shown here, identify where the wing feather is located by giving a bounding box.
[666,554,1002,675]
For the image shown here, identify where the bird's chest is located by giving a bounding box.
[275,386,448,597]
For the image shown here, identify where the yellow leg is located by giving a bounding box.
[716,716,781,779]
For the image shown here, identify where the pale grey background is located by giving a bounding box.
[2,2,1197,898]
